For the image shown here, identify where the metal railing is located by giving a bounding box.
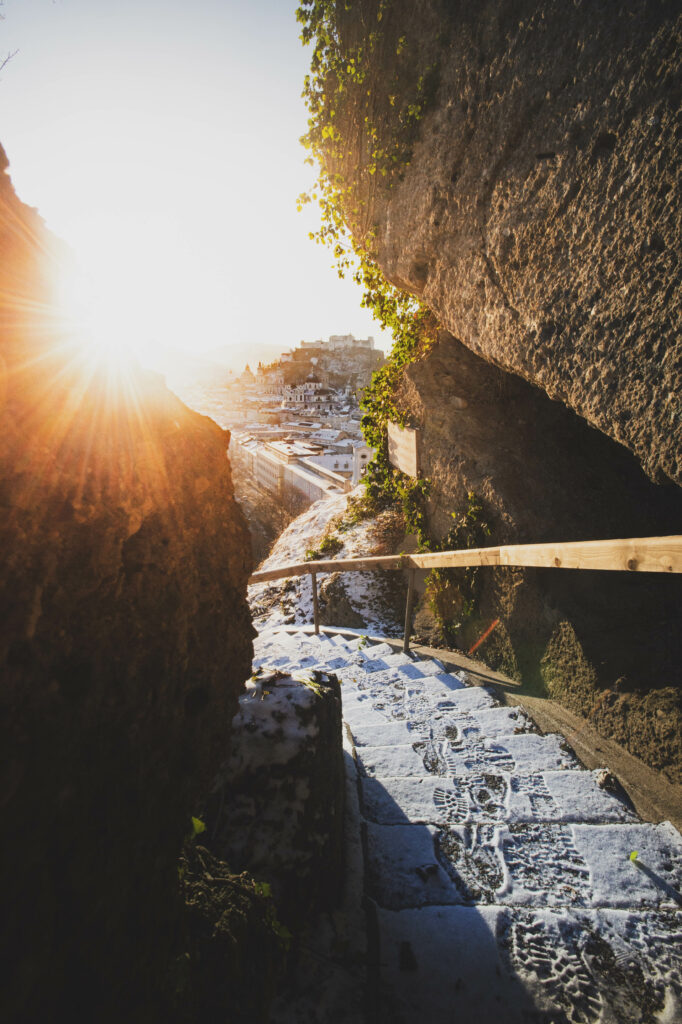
[248,535,682,653]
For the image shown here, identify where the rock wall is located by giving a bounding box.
[402,331,682,780]
[0,146,254,1021]
[357,0,682,485]
[308,0,681,774]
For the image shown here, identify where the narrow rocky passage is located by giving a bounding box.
[254,627,682,1024]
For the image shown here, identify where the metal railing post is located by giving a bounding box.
[311,571,320,635]
[403,569,416,654]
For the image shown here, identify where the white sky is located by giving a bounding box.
[0,0,390,365]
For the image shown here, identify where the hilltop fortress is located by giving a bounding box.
[268,332,383,389]
[223,332,384,425]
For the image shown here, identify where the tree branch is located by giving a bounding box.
[0,49,18,75]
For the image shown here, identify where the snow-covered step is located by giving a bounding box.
[363,641,401,659]
[355,744,428,779]
[349,721,417,747]
[366,819,682,913]
[373,905,531,1024]
[571,822,682,907]
[344,638,394,658]
[373,904,682,1024]
[341,691,393,729]
[321,632,357,649]
[252,627,682,1021]
[366,822,457,909]
[458,731,580,771]
[380,651,423,671]
[321,654,357,671]
[360,770,637,826]
[406,731,580,773]
[402,680,497,724]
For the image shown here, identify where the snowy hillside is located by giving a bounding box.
[248,488,407,637]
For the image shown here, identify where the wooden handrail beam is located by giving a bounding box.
[248,535,682,584]
[250,554,409,583]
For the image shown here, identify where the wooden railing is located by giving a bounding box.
[248,535,682,653]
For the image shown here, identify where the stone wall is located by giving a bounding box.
[208,669,345,931]
[0,145,254,1021]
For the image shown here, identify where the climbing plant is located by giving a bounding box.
[296,0,443,522]
[426,491,492,642]
[296,0,440,242]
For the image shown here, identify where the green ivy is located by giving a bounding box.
[426,492,492,640]
[252,880,293,951]
[296,0,439,222]
[296,0,440,534]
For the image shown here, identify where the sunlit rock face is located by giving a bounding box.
[0,145,253,1022]
[318,0,681,773]
[350,0,681,484]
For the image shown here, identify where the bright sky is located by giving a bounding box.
[0,0,390,368]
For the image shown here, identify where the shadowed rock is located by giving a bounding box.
[0,144,254,1022]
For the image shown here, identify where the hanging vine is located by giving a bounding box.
[296,0,441,523]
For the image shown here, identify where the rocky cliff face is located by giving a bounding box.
[403,330,682,779]
[360,0,681,485]
[0,145,254,1021]
[303,0,681,775]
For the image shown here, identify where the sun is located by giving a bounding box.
[55,258,153,372]
[51,222,211,377]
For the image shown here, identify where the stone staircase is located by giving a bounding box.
[254,627,682,1024]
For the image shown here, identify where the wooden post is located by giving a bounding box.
[403,569,416,654]
[311,572,320,635]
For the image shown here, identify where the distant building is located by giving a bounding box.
[352,442,374,484]
[328,333,374,351]
[293,333,375,353]
[281,379,339,414]
[230,432,350,504]
[222,332,381,512]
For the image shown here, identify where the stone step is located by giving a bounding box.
[360,768,640,825]
[372,904,682,1024]
[254,627,682,1022]
[366,819,682,911]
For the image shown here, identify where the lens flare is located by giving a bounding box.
[55,261,138,373]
